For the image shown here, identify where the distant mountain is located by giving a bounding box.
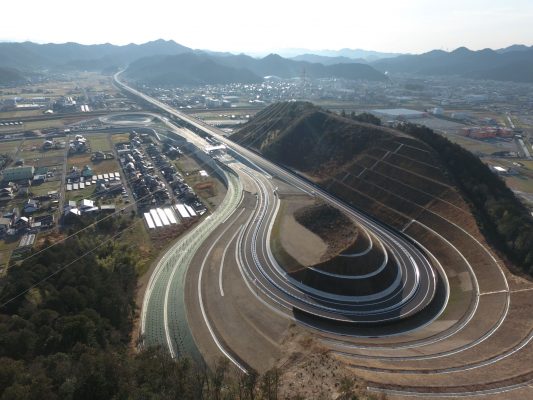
[372,46,533,82]
[124,53,262,85]
[0,40,192,71]
[212,53,387,81]
[497,44,532,53]
[318,48,403,62]
[0,67,27,85]
[290,54,366,65]
[0,40,386,82]
[275,48,403,61]
[124,51,386,86]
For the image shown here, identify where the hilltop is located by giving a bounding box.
[123,53,263,85]
[232,101,397,177]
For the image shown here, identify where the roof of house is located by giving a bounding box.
[80,199,95,208]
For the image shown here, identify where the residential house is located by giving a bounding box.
[23,199,40,214]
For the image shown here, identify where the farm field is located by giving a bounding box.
[0,140,23,156]
[87,133,112,152]
[30,181,61,197]
[111,132,131,144]
[68,152,119,174]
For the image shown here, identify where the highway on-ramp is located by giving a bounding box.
[110,73,533,398]
[114,70,441,344]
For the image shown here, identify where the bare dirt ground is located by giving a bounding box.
[264,136,533,397]
[275,325,384,400]
[278,197,327,266]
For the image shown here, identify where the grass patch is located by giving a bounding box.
[505,175,533,193]
[111,133,130,144]
[68,153,119,174]
[0,110,45,119]
[30,181,60,196]
[119,222,153,275]
[0,140,22,155]
[65,185,96,202]
[440,133,514,154]
[88,134,112,152]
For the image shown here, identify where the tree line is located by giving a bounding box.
[0,217,381,399]
[398,122,533,275]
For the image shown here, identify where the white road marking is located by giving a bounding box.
[219,223,245,297]
[198,215,247,373]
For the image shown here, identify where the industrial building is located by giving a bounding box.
[461,126,514,139]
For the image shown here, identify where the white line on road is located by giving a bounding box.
[219,220,245,297]
[198,214,247,373]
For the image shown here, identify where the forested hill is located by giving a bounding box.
[0,67,27,85]
[372,46,533,83]
[124,53,263,85]
[232,102,533,276]
[398,123,533,275]
[231,102,398,176]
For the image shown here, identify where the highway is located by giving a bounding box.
[113,72,533,398]
[141,166,243,358]
[114,70,440,325]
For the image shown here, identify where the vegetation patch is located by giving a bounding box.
[294,202,358,261]
[399,122,533,276]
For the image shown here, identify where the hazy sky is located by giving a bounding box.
[1,0,532,54]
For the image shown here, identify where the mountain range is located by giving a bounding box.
[123,53,263,85]
[269,48,402,61]
[1,40,532,85]
[372,46,533,82]
[289,54,366,65]
[124,52,387,85]
[0,39,191,71]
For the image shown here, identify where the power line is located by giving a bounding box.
[0,95,292,309]
[0,218,143,309]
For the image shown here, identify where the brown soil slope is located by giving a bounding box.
[232,102,464,234]
[232,102,533,396]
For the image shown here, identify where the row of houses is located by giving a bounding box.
[64,199,116,217]
[0,210,55,236]
[118,134,171,207]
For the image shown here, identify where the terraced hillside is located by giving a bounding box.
[231,102,533,398]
